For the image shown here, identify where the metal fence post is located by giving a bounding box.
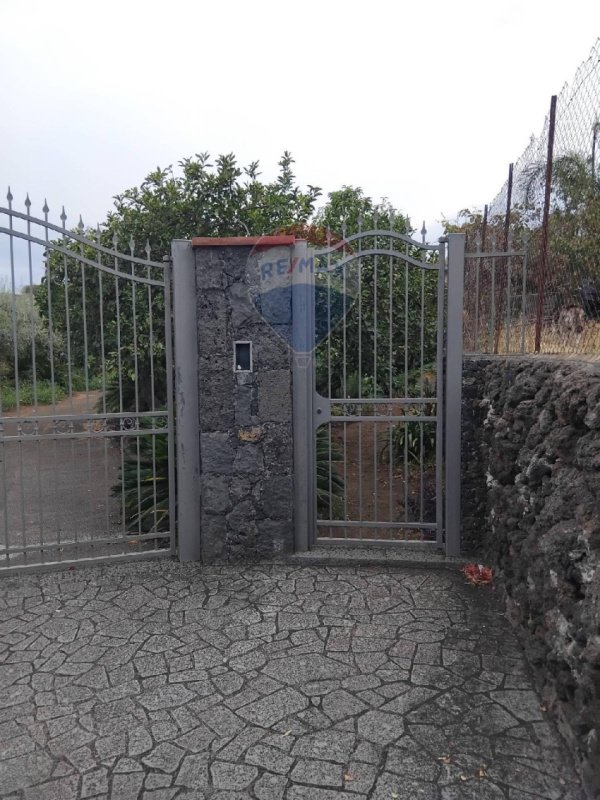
[171,240,201,561]
[535,94,557,353]
[445,233,465,557]
[292,240,314,551]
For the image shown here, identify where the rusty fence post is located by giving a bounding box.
[493,163,514,353]
[534,95,557,353]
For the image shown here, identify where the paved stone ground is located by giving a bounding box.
[0,561,584,799]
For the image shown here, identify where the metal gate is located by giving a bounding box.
[292,228,464,555]
[0,191,176,570]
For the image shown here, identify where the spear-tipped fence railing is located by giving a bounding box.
[0,191,175,569]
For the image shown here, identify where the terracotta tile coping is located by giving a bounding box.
[191,235,296,248]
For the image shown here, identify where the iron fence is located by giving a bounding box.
[0,191,176,570]
[463,37,600,356]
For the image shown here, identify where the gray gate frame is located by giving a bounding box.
[291,232,465,557]
[0,197,177,570]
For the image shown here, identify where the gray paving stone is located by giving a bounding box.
[114,757,144,772]
[48,724,95,755]
[342,761,378,794]
[236,687,308,727]
[81,767,109,798]
[128,726,153,756]
[138,684,195,710]
[291,730,356,763]
[23,775,79,800]
[141,788,179,799]
[290,758,343,787]
[321,689,369,721]
[357,710,403,745]
[111,772,145,799]
[254,772,288,800]
[0,750,54,793]
[371,771,438,799]
[211,760,258,790]
[490,690,545,722]
[140,742,185,773]
[96,731,127,761]
[175,753,211,790]
[175,723,216,753]
[286,787,363,800]
[245,743,294,774]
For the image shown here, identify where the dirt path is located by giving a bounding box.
[0,390,124,562]
[319,421,437,542]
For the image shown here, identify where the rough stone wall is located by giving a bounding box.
[195,244,294,562]
[461,356,600,796]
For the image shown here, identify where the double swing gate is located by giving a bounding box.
[293,227,464,556]
[0,192,176,570]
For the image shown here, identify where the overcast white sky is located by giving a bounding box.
[1,0,599,268]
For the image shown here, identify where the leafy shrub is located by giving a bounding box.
[316,426,345,514]
[112,420,169,533]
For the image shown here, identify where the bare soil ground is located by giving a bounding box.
[318,420,437,543]
[0,391,125,565]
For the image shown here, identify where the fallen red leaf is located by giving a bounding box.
[462,563,493,586]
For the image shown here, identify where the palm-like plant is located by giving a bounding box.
[316,426,345,514]
[113,422,169,533]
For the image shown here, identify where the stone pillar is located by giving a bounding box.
[192,236,296,562]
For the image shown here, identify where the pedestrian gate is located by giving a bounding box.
[292,229,464,556]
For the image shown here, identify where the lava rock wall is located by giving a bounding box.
[462,356,600,795]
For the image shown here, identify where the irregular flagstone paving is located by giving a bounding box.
[0,561,584,800]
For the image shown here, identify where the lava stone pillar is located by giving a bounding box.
[192,236,296,562]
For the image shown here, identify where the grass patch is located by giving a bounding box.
[1,380,67,411]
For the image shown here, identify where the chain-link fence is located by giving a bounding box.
[463,38,600,356]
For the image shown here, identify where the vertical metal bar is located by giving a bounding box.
[535,95,558,353]
[96,236,110,536]
[43,203,61,553]
[129,242,142,536]
[506,231,513,354]
[435,241,446,548]
[475,204,487,352]
[373,228,378,525]
[308,253,316,543]
[43,202,56,411]
[403,245,409,526]
[172,240,200,560]
[25,198,37,409]
[521,242,529,355]
[494,164,514,354]
[419,240,426,524]
[9,195,28,547]
[145,245,158,534]
[61,211,77,554]
[79,230,95,537]
[292,240,312,552]
[113,242,126,537]
[25,198,44,550]
[0,431,8,564]
[388,231,393,523]
[61,210,73,410]
[342,225,348,539]
[7,192,20,416]
[444,234,465,557]
[163,258,177,556]
[326,232,332,524]
[490,235,496,354]
[357,216,363,527]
